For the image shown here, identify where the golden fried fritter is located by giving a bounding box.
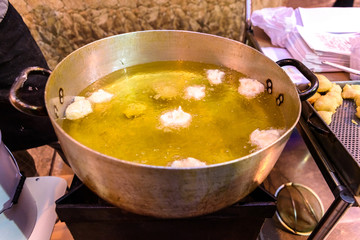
[317,111,333,125]
[328,83,342,94]
[307,92,321,104]
[315,74,332,93]
[326,91,343,107]
[355,95,360,107]
[314,95,338,113]
[342,84,360,99]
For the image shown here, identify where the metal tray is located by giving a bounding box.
[330,82,360,162]
[301,81,360,196]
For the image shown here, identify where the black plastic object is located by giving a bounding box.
[277,59,319,101]
[0,139,26,215]
[56,177,276,240]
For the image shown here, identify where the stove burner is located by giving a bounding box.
[56,176,276,240]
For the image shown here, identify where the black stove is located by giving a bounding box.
[56,176,276,240]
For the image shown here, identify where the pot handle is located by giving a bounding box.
[9,67,51,116]
[276,59,319,101]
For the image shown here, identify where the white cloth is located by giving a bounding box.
[0,0,8,23]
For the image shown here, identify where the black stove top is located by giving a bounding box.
[56,176,276,240]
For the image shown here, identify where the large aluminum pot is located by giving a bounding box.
[10,30,318,218]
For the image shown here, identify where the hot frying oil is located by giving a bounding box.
[61,61,285,166]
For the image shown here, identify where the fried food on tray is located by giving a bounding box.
[307,92,321,104]
[328,83,342,94]
[352,85,360,91]
[356,106,360,119]
[338,84,360,119]
[310,82,343,125]
[317,111,333,125]
[356,95,360,107]
[326,91,343,106]
[354,91,360,119]
[315,74,332,93]
[342,84,360,99]
[314,95,338,113]
[310,82,360,123]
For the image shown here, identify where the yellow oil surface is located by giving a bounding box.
[61,61,285,166]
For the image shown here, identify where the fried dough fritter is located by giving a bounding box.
[342,84,360,99]
[355,95,360,107]
[315,74,332,93]
[326,91,343,107]
[317,111,333,125]
[328,83,342,94]
[314,95,338,113]
[307,92,321,104]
